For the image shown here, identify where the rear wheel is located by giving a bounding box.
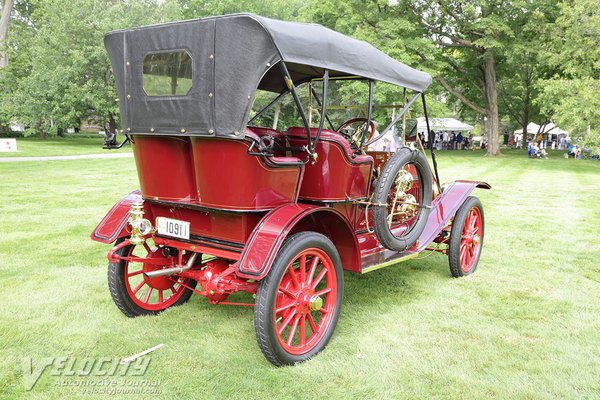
[254,232,343,366]
[448,196,485,277]
[107,239,197,317]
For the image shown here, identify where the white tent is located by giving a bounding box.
[513,122,568,136]
[513,122,569,149]
[417,117,474,133]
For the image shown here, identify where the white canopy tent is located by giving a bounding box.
[417,117,474,133]
[513,122,568,136]
[513,122,569,149]
[416,117,475,143]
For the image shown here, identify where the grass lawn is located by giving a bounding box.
[0,148,598,399]
[0,136,131,157]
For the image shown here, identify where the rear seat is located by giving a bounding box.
[245,127,303,165]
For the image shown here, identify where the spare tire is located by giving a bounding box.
[371,148,433,251]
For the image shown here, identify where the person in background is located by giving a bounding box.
[536,133,543,145]
[508,133,515,147]
[456,132,464,150]
[503,130,509,146]
[449,131,456,150]
[367,121,384,152]
[442,130,449,150]
[531,142,541,158]
[367,121,399,153]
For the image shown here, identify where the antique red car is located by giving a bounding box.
[92,14,489,366]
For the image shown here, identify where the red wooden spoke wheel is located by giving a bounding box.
[448,196,485,277]
[254,232,343,366]
[107,239,196,317]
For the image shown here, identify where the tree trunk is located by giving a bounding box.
[483,56,501,156]
[272,103,280,130]
[36,121,46,140]
[108,113,118,133]
[0,0,15,68]
[521,82,530,151]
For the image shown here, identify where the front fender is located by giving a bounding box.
[237,203,359,279]
[417,180,491,251]
[90,191,142,244]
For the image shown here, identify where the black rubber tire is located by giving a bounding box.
[107,240,197,318]
[448,196,484,277]
[371,147,433,251]
[254,232,344,366]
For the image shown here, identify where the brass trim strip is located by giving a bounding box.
[361,252,419,274]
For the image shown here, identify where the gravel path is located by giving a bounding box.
[0,153,133,162]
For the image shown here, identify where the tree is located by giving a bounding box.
[178,0,304,20]
[0,0,15,68]
[302,0,451,126]
[0,0,182,137]
[497,1,559,144]
[398,0,534,156]
[537,0,600,147]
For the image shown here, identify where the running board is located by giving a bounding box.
[360,250,419,274]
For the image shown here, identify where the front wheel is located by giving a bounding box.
[448,196,485,277]
[254,232,343,366]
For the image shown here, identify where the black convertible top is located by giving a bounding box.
[105,13,432,137]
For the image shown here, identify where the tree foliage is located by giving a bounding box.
[496,0,559,138]
[0,0,597,150]
[178,0,304,20]
[0,0,181,136]
[537,0,600,146]
[301,0,450,127]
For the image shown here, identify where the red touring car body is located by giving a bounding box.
[92,13,489,366]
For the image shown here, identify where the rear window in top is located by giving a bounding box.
[143,51,193,96]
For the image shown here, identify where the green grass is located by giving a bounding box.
[0,136,132,157]
[0,148,599,399]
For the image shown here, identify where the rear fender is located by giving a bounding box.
[90,191,144,244]
[417,180,490,251]
[237,204,360,279]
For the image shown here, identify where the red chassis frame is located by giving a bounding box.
[92,128,490,307]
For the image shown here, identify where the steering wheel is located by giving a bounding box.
[336,118,376,150]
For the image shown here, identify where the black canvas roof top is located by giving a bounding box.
[105,13,432,137]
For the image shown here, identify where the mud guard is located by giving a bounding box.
[90,191,143,244]
[416,180,490,252]
[237,203,360,280]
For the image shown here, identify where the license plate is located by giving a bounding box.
[156,217,190,240]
